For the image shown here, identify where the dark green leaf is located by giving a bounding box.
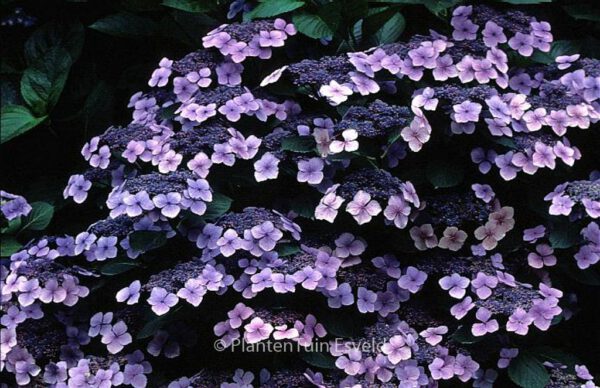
[277,243,301,257]
[339,0,369,25]
[318,311,363,338]
[0,105,47,144]
[136,307,181,339]
[89,13,158,38]
[25,20,84,65]
[548,222,581,249]
[531,346,579,368]
[508,351,550,388]
[563,4,600,22]
[162,0,216,13]
[100,259,141,275]
[129,230,167,251]
[563,263,600,286]
[426,159,464,188]
[21,46,72,115]
[497,0,551,3]
[293,9,339,39]
[203,192,233,220]
[21,202,54,231]
[531,40,581,65]
[281,136,316,153]
[300,351,336,369]
[450,325,482,345]
[1,218,22,234]
[245,0,305,19]
[375,12,405,44]
[0,236,22,257]
[422,0,461,17]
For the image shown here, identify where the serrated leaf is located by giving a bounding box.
[0,105,47,144]
[0,236,22,257]
[162,0,216,13]
[245,0,305,20]
[281,136,316,153]
[300,351,336,369]
[89,13,158,38]
[21,202,54,231]
[293,12,337,39]
[508,351,550,388]
[203,192,233,220]
[129,230,167,251]
[24,20,84,65]
[426,159,464,189]
[100,259,140,276]
[21,46,73,115]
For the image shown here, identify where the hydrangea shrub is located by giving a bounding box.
[2,3,600,387]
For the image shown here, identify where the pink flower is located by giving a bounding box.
[329,129,359,153]
[346,190,382,225]
[420,326,448,346]
[381,335,411,364]
[244,317,273,343]
[439,274,470,299]
[409,224,438,251]
[527,244,557,269]
[471,307,499,336]
[319,80,353,106]
[438,227,468,251]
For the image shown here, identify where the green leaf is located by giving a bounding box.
[245,0,305,19]
[1,218,22,234]
[129,230,167,251]
[563,4,600,22]
[531,346,579,368]
[293,8,339,39]
[136,307,181,339]
[21,46,73,115]
[375,12,405,44]
[426,159,464,188]
[0,105,47,144]
[100,259,141,275]
[24,20,84,65]
[21,202,54,231]
[162,0,216,13]
[0,236,22,257]
[508,351,550,388]
[277,243,300,257]
[89,13,158,38]
[450,325,482,345]
[281,136,316,153]
[531,40,581,65]
[422,0,461,17]
[562,263,600,286]
[203,192,233,220]
[300,351,336,369]
[318,311,363,338]
[548,222,581,249]
[497,0,551,3]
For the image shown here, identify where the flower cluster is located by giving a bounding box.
[3,4,600,388]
